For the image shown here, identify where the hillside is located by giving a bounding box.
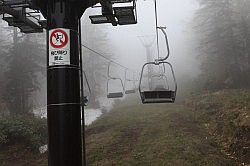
[185,89,250,165]
[0,90,249,165]
[85,94,240,165]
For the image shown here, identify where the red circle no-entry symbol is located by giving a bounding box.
[50,29,69,49]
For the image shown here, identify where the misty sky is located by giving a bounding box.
[83,0,200,81]
[0,0,200,107]
[0,0,200,91]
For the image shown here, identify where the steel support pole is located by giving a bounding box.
[46,1,86,166]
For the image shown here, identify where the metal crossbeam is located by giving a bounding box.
[3,15,43,32]
[0,0,30,8]
[38,19,46,28]
[113,6,136,25]
[89,15,111,24]
[0,0,44,33]
[109,0,133,3]
[89,0,137,26]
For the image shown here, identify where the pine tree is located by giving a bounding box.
[194,0,246,90]
[2,28,45,114]
[81,13,114,107]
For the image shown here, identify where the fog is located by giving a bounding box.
[83,0,200,84]
[1,1,250,164]
[0,0,201,113]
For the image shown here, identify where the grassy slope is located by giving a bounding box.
[0,144,47,166]
[185,89,250,165]
[86,96,236,166]
[1,90,248,165]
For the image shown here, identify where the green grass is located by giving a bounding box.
[1,89,247,165]
[185,89,250,165]
[0,115,47,166]
[86,96,236,166]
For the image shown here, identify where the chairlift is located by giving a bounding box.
[107,62,125,98]
[139,61,177,103]
[139,27,177,104]
[124,69,136,94]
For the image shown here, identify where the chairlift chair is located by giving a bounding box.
[139,27,177,104]
[106,62,125,98]
[124,69,136,94]
[125,89,135,94]
[139,61,177,104]
[107,78,124,98]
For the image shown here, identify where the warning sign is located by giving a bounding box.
[49,28,70,66]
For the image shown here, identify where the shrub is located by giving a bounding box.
[0,115,47,151]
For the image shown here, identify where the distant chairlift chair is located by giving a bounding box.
[124,69,136,94]
[107,62,125,98]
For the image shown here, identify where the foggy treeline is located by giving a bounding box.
[81,15,114,108]
[193,0,250,90]
[0,24,45,115]
[0,15,113,115]
[2,0,250,114]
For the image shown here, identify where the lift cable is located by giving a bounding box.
[52,27,139,75]
[81,43,139,74]
[154,0,160,60]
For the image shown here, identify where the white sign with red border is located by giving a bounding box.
[49,28,70,66]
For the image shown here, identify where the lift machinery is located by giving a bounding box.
[89,0,137,26]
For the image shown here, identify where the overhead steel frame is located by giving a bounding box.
[89,0,137,26]
[0,0,44,33]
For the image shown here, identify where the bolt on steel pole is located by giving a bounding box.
[46,1,88,165]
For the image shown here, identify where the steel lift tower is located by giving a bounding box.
[34,1,89,166]
[138,35,155,90]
